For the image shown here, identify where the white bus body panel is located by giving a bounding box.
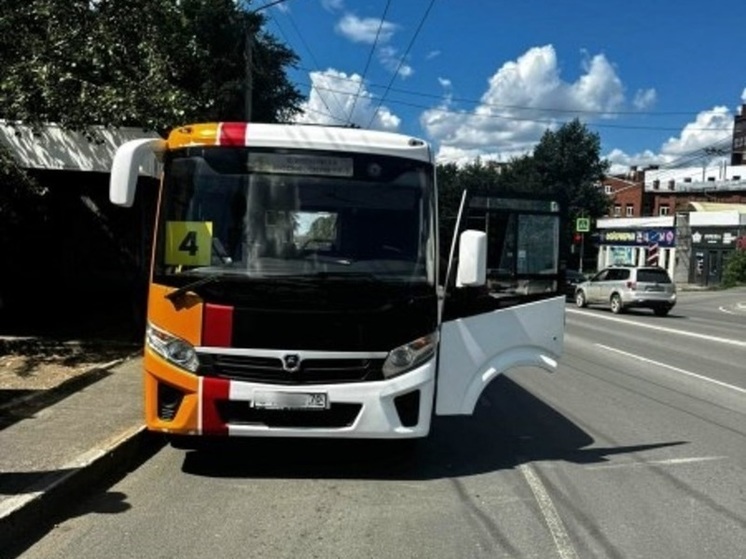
[216,359,437,439]
[435,296,565,415]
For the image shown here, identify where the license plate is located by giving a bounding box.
[646,285,664,292]
[251,390,329,410]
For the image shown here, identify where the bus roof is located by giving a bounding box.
[165,122,432,163]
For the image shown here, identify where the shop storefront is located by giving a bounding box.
[595,217,676,278]
[689,227,745,286]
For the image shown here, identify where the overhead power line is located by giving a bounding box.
[297,81,736,133]
[267,6,345,118]
[346,0,391,126]
[295,64,728,119]
[367,0,436,127]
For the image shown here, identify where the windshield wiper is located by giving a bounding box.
[165,275,227,301]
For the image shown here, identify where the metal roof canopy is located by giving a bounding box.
[0,120,161,177]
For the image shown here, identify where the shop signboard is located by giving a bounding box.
[599,228,676,247]
[690,228,743,248]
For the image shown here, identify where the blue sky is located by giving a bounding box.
[263,0,746,173]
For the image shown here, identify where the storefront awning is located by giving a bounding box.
[689,202,746,212]
[0,120,161,177]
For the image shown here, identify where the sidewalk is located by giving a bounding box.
[0,356,157,553]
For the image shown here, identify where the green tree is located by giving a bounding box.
[0,0,304,132]
[434,121,610,268]
[531,119,611,222]
[498,120,610,266]
[306,215,337,241]
[722,250,746,287]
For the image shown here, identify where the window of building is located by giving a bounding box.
[659,205,670,216]
[604,184,613,194]
[625,205,634,216]
[614,204,622,217]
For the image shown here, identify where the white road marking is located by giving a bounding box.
[567,308,746,347]
[584,456,726,471]
[596,343,746,394]
[721,301,746,315]
[519,462,580,559]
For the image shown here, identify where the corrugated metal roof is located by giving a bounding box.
[0,121,161,176]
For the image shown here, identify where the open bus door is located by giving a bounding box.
[436,192,566,415]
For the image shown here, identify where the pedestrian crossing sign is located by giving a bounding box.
[576,217,590,232]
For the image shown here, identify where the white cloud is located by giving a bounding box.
[378,45,413,78]
[426,50,441,61]
[741,87,746,103]
[606,148,665,175]
[293,69,401,131]
[659,106,733,156]
[633,88,657,110]
[422,45,629,164]
[321,0,344,12]
[335,14,397,44]
[604,106,736,174]
[334,12,413,77]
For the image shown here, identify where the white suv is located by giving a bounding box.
[574,266,676,316]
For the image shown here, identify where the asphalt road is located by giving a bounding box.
[14,288,746,559]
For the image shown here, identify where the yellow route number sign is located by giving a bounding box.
[165,221,213,266]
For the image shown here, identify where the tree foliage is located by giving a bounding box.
[500,119,611,221]
[435,120,611,263]
[0,0,304,133]
[722,250,746,287]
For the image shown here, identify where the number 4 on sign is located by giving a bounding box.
[165,221,213,266]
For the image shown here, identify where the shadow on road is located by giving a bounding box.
[180,375,686,481]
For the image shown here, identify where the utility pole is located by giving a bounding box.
[244,21,255,121]
[244,0,290,121]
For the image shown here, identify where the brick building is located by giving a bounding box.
[592,103,746,285]
[601,167,644,218]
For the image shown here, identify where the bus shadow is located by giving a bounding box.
[180,375,685,481]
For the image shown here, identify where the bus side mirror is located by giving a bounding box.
[456,230,487,287]
[110,138,165,207]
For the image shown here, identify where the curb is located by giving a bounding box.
[0,425,163,554]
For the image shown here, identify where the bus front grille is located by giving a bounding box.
[198,353,385,384]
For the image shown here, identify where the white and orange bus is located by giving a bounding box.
[110,122,567,443]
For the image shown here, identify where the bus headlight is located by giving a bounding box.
[382,332,438,379]
[146,322,199,373]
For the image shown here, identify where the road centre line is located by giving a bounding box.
[596,343,746,395]
[518,462,580,559]
[566,308,746,348]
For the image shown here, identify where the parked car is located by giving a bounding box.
[574,266,676,316]
[565,270,587,298]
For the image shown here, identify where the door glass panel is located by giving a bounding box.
[443,194,565,320]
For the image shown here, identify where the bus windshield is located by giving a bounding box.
[154,146,436,285]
